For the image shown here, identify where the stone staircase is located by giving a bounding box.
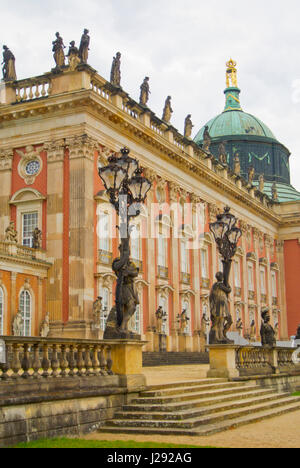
[100,378,300,436]
[142,352,209,367]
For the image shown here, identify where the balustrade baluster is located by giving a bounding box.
[41,343,51,378]
[29,86,34,100]
[32,343,42,379]
[21,343,31,378]
[100,345,108,376]
[51,344,60,378]
[0,343,11,381]
[15,87,21,102]
[60,344,68,377]
[23,87,28,101]
[35,84,40,98]
[68,345,76,377]
[106,346,113,375]
[77,345,85,376]
[92,345,100,376]
[11,343,22,380]
[84,345,93,376]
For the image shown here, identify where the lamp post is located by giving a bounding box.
[208,206,242,344]
[98,147,152,338]
[209,206,242,286]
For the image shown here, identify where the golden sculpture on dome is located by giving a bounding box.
[226,58,238,88]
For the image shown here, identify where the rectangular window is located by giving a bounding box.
[248,264,254,291]
[201,250,208,278]
[131,225,140,261]
[234,260,241,288]
[98,212,110,252]
[158,236,167,267]
[180,240,189,274]
[271,271,277,298]
[260,267,266,294]
[22,212,38,247]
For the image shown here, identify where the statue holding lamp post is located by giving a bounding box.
[98,147,152,339]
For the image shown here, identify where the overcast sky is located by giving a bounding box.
[2,0,300,191]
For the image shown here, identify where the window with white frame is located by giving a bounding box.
[22,212,38,247]
[98,211,111,252]
[0,288,4,335]
[131,224,140,261]
[260,267,266,295]
[132,303,141,334]
[158,236,167,267]
[234,259,241,288]
[99,287,109,331]
[19,290,32,337]
[247,263,254,291]
[200,249,208,278]
[271,271,277,298]
[180,239,190,274]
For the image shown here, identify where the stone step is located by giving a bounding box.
[123,387,275,413]
[140,380,251,398]
[146,378,227,392]
[99,400,300,437]
[115,391,288,421]
[108,395,300,430]
[131,383,260,405]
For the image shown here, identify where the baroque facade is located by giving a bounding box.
[0,57,299,348]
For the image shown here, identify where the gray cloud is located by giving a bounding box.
[1,0,300,190]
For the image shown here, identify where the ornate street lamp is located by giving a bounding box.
[98,147,152,339]
[209,206,242,286]
[208,206,242,345]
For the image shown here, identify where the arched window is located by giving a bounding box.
[0,288,4,335]
[19,290,32,337]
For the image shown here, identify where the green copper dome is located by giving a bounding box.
[193,60,300,202]
[194,88,277,144]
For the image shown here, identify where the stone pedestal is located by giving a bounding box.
[207,345,240,379]
[178,334,193,352]
[109,340,146,376]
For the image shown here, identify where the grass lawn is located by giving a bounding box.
[292,392,300,396]
[10,438,214,449]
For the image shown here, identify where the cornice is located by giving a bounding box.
[0,88,281,224]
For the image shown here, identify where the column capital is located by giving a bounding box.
[66,134,98,161]
[0,148,14,171]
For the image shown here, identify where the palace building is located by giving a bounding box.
[0,51,299,348]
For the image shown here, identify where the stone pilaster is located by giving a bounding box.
[0,149,13,241]
[45,139,65,324]
[65,135,98,337]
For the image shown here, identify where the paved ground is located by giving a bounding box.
[83,365,300,448]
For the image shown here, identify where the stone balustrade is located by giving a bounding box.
[15,76,52,103]
[0,337,114,381]
[0,241,47,262]
[208,344,300,379]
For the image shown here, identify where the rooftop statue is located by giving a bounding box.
[184,114,194,139]
[2,46,17,81]
[202,126,211,152]
[218,141,227,165]
[248,165,255,185]
[233,152,241,176]
[259,174,265,192]
[110,52,121,87]
[162,96,173,123]
[139,77,150,106]
[67,41,80,71]
[79,29,90,64]
[260,308,276,348]
[272,182,279,202]
[52,32,66,68]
